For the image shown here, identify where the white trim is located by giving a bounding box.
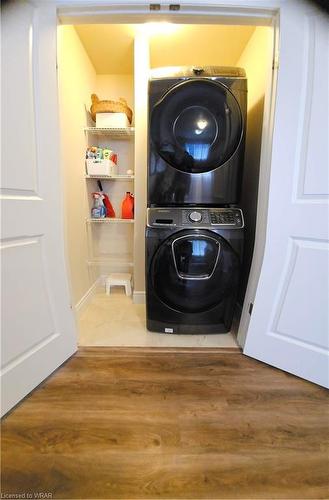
[58,12,275,26]
[237,13,280,348]
[74,278,101,314]
[133,291,146,304]
[55,0,280,25]
[97,274,109,286]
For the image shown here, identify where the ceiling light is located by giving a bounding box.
[142,22,179,36]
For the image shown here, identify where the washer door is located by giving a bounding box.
[151,230,240,313]
[150,79,242,174]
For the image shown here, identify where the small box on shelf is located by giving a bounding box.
[96,112,130,129]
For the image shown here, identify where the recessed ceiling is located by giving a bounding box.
[75,24,255,75]
[75,25,136,75]
[150,25,255,70]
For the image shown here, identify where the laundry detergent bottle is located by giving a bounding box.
[121,192,134,219]
[91,192,106,218]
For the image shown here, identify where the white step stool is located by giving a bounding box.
[105,273,132,296]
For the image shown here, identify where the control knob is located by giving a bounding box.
[189,211,202,222]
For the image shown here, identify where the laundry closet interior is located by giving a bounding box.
[57,19,274,347]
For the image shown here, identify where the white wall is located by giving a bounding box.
[237,26,273,300]
[95,74,134,111]
[133,33,150,297]
[149,25,255,68]
[57,25,96,306]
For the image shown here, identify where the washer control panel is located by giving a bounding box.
[147,208,244,229]
[209,209,243,226]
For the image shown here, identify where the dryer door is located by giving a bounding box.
[151,230,240,313]
[150,79,242,174]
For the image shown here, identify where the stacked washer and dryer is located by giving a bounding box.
[146,66,247,334]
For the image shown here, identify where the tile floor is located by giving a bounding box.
[78,288,240,348]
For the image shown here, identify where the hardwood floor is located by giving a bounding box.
[1,347,329,499]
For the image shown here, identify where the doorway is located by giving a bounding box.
[57,12,276,348]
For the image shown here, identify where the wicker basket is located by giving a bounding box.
[90,94,133,124]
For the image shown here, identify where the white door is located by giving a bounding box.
[244,2,329,388]
[1,0,77,416]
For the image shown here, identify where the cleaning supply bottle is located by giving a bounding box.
[121,192,134,219]
[96,180,116,218]
[102,193,116,218]
[91,192,106,219]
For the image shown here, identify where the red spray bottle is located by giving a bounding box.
[97,180,115,218]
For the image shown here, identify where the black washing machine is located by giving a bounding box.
[148,66,247,207]
[146,207,244,334]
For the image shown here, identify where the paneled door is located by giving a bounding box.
[244,2,329,387]
[1,1,77,416]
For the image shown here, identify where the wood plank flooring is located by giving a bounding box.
[1,347,329,499]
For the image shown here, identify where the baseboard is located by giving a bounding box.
[133,291,146,304]
[98,274,108,287]
[76,283,145,310]
[75,279,101,314]
[234,301,244,348]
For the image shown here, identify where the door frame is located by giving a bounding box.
[56,1,279,348]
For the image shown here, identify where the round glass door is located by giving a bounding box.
[150,79,243,174]
[151,230,240,314]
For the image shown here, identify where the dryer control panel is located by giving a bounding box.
[147,208,244,229]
